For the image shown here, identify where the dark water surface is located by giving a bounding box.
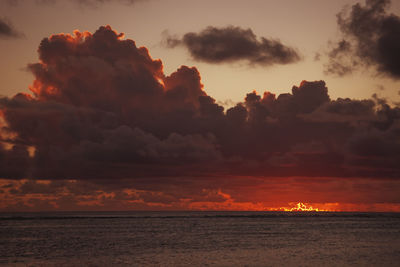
[1,211,400,266]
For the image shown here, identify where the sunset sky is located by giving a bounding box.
[1,0,400,211]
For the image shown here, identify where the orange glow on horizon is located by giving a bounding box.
[271,202,332,212]
[1,179,400,212]
[284,202,327,212]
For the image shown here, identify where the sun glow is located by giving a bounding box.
[280,202,327,212]
[157,77,165,87]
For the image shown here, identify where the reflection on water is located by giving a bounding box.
[1,211,400,266]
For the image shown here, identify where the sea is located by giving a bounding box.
[1,211,400,266]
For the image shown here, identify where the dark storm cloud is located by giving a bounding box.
[0,144,30,178]
[165,26,301,66]
[1,25,400,185]
[0,18,23,39]
[325,0,400,78]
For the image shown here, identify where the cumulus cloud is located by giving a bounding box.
[325,0,400,78]
[0,18,23,39]
[1,26,400,180]
[1,25,400,210]
[164,26,301,66]
[0,144,30,178]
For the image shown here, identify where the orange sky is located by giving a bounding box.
[1,176,400,212]
[1,0,400,103]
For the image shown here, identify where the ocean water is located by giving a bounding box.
[1,211,400,266]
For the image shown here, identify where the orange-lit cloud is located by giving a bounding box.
[1,176,400,212]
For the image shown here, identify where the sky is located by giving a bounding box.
[0,0,400,211]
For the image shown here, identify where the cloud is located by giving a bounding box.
[1,26,400,180]
[0,144,30,178]
[2,176,400,211]
[0,18,23,39]
[164,26,301,66]
[1,25,400,211]
[325,0,400,78]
